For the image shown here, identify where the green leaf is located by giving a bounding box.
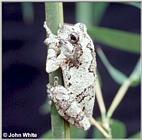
[110,119,127,138]
[123,2,141,9]
[21,3,34,24]
[129,59,140,86]
[88,26,140,53]
[41,130,52,138]
[75,2,94,26]
[130,132,141,138]
[39,99,51,114]
[41,127,86,139]
[93,119,126,138]
[93,3,109,25]
[70,126,87,138]
[97,48,140,86]
[97,48,128,85]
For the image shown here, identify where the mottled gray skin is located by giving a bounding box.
[44,22,96,130]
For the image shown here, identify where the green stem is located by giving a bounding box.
[64,120,70,138]
[107,79,131,118]
[45,2,64,34]
[90,118,111,138]
[95,77,111,136]
[106,59,140,135]
[95,77,106,118]
[45,2,70,138]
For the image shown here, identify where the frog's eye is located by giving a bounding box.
[69,32,79,44]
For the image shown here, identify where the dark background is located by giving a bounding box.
[2,2,140,138]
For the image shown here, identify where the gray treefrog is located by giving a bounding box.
[44,21,97,130]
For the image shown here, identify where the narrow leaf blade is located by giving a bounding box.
[123,2,141,9]
[129,59,140,86]
[97,48,128,84]
[88,26,140,53]
[130,132,141,138]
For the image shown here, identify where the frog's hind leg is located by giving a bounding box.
[82,86,95,118]
[47,85,91,130]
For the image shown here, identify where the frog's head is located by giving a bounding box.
[57,23,87,44]
[57,23,87,58]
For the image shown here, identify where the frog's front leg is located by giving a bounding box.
[46,50,66,73]
[44,21,54,38]
[47,84,91,130]
[44,23,67,73]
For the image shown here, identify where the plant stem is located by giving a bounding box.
[45,2,64,34]
[45,2,70,138]
[90,118,111,138]
[95,77,106,119]
[106,59,139,136]
[64,120,70,138]
[107,79,131,118]
[95,77,111,136]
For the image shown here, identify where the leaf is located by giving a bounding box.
[88,26,140,53]
[130,132,141,138]
[21,3,34,24]
[75,2,94,26]
[123,2,141,9]
[129,59,140,86]
[93,118,126,138]
[41,130,52,138]
[70,126,87,138]
[110,119,127,138]
[42,126,87,138]
[39,99,51,114]
[93,3,109,25]
[97,48,128,85]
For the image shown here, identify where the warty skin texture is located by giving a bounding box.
[44,22,96,130]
